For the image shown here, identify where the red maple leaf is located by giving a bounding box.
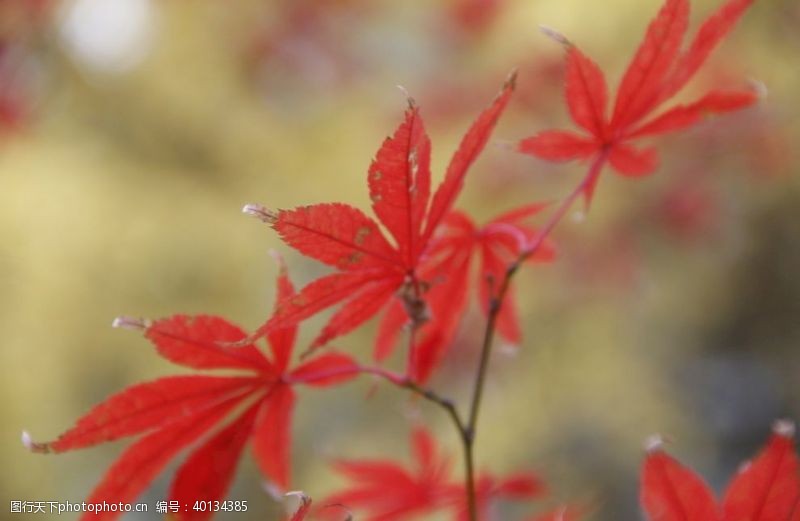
[244,75,516,357]
[374,203,556,383]
[23,263,359,521]
[517,0,758,204]
[321,427,453,520]
[640,420,800,521]
[288,492,315,521]
[322,426,544,520]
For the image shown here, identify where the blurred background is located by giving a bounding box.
[1,0,798,519]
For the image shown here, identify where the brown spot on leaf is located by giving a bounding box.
[290,295,309,307]
[354,226,372,245]
[340,252,364,268]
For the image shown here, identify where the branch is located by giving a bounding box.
[287,364,465,432]
[461,150,610,521]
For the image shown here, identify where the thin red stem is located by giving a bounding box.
[287,364,465,432]
[286,364,404,386]
[462,151,609,521]
[407,289,418,376]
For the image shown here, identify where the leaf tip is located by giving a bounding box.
[773,418,795,439]
[268,248,287,275]
[539,25,571,47]
[111,315,149,331]
[21,430,33,450]
[21,430,49,454]
[644,434,665,453]
[493,139,516,151]
[285,491,313,521]
[498,342,520,356]
[748,78,768,100]
[396,85,416,109]
[263,481,285,501]
[243,203,278,224]
[323,503,353,521]
[285,490,309,500]
[504,69,519,90]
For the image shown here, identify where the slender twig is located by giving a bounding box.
[287,364,466,432]
[406,314,467,432]
[407,298,420,388]
[461,151,609,521]
[285,364,403,386]
[402,378,466,433]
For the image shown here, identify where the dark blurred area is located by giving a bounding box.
[1,0,798,519]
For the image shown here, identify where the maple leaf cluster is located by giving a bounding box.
[25,69,542,521]
[23,263,361,520]
[321,427,547,521]
[373,205,556,383]
[244,72,541,384]
[22,0,769,520]
[641,421,800,521]
[518,0,758,204]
